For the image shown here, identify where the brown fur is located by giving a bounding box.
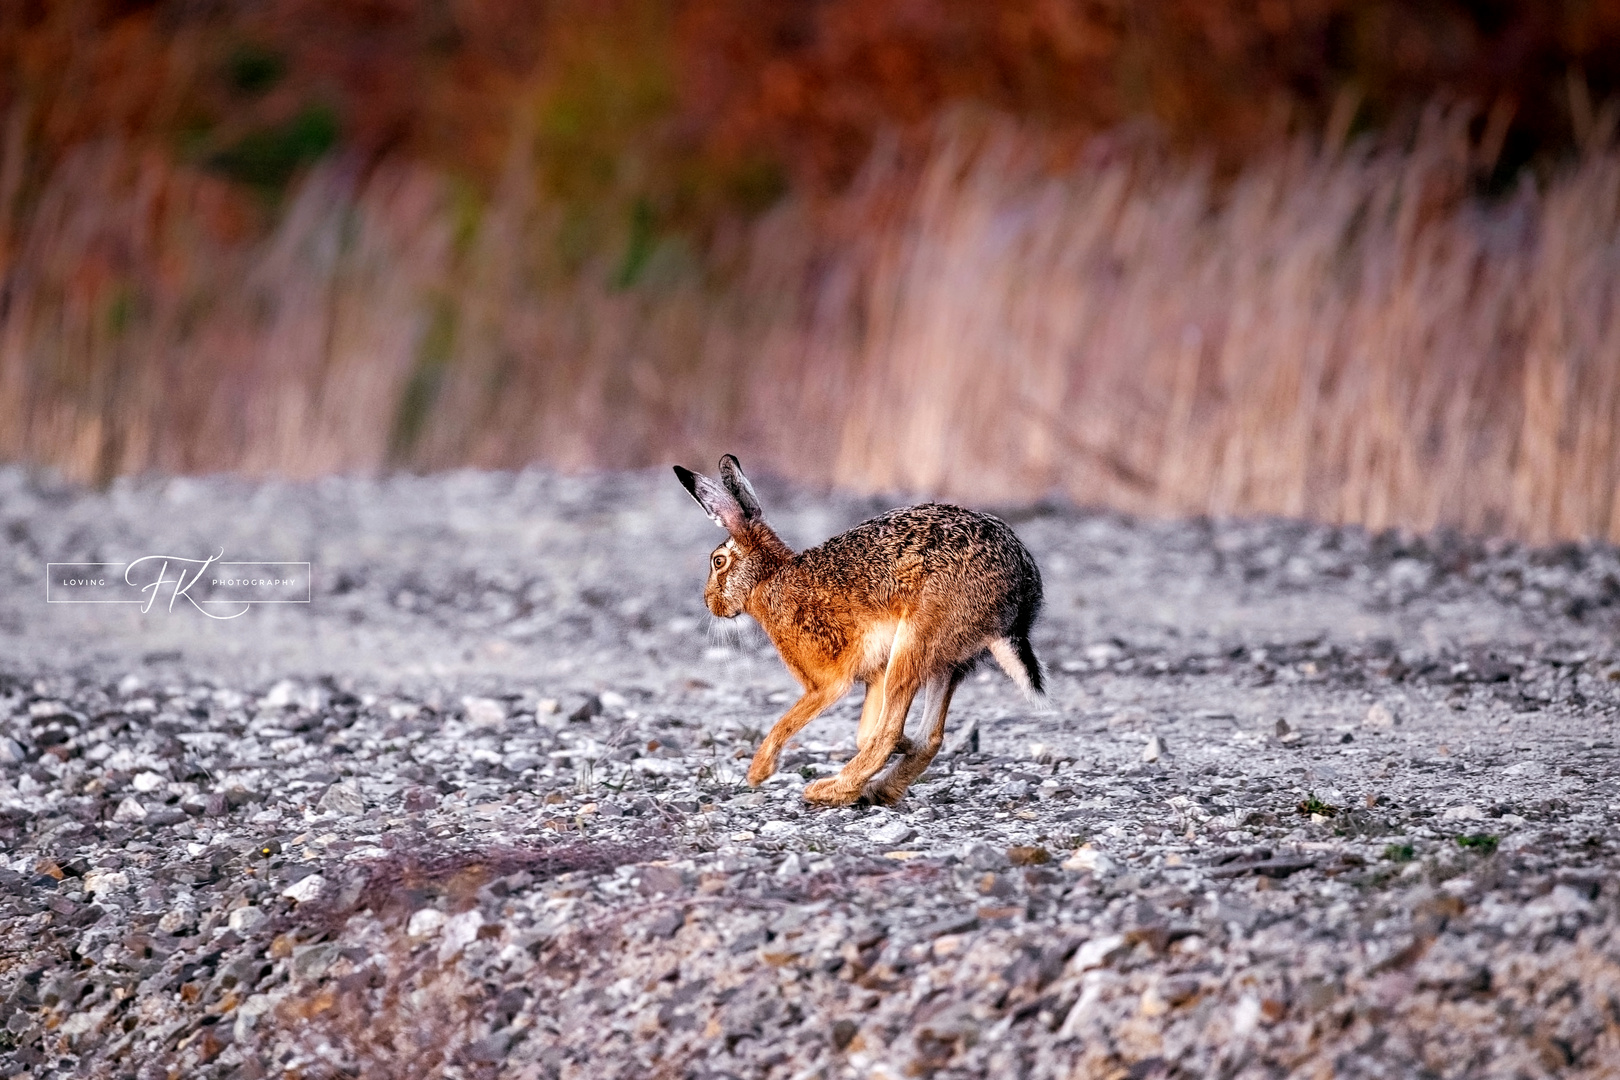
[675,455,1044,806]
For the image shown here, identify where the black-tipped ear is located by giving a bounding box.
[718,454,762,520]
[673,465,744,532]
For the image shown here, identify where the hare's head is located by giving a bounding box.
[673,455,787,618]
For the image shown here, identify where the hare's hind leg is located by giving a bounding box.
[805,626,923,806]
[861,667,964,806]
[855,671,914,757]
[747,681,847,787]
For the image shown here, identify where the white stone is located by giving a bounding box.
[408,908,446,938]
[462,697,506,728]
[1363,703,1397,729]
[158,908,196,933]
[1141,734,1169,762]
[112,797,147,822]
[261,680,323,711]
[1062,847,1116,875]
[83,870,130,896]
[759,820,797,839]
[867,820,916,846]
[439,910,485,961]
[1441,804,1486,821]
[1526,884,1592,918]
[317,782,365,817]
[228,905,266,932]
[261,680,299,708]
[1231,994,1263,1037]
[1069,933,1127,972]
[281,875,325,904]
[131,771,166,793]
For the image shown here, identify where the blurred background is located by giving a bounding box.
[2,1,1619,540]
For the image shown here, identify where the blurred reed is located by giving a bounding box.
[2,108,1619,542]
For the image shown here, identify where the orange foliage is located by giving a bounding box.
[4,1,1620,201]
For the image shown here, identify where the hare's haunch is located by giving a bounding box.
[674,455,1045,807]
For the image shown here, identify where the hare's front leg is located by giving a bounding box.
[747,683,844,787]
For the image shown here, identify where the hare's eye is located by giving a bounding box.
[712,554,726,569]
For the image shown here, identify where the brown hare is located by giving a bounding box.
[674,455,1044,806]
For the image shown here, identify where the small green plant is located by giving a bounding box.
[1455,834,1499,855]
[1297,792,1339,817]
[1383,842,1415,862]
[798,764,817,780]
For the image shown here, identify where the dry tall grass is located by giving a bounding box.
[2,108,1619,542]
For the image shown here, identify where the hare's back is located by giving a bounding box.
[804,503,1039,607]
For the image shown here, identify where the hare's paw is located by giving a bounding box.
[858,776,907,807]
[803,777,860,806]
[745,749,778,787]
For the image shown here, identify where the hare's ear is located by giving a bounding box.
[674,465,745,532]
[717,454,762,520]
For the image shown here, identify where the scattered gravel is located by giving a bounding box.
[1,467,1618,1077]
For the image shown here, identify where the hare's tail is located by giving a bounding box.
[989,634,1046,700]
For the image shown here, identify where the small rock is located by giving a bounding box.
[759,820,797,840]
[944,718,980,755]
[465,1030,513,1064]
[262,680,322,711]
[1062,847,1116,875]
[776,852,805,877]
[438,910,484,961]
[292,942,338,981]
[83,869,130,896]
[0,737,24,764]
[130,771,167,793]
[281,875,325,904]
[1441,804,1486,821]
[964,842,1007,870]
[599,690,629,710]
[646,909,684,939]
[1232,995,1264,1037]
[462,697,507,728]
[158,908,196,934]
[638,866,685,895]
[1142,734,1169,762]
[112,797,147,822]
[227,906,266,932]
[317,782,366,817]
[407,908,446,938]
[1364,703,1398,729]
[1070,933,1128,972]
[867,819,916,846]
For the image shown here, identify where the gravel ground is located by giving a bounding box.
[1,467,1618,1079]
